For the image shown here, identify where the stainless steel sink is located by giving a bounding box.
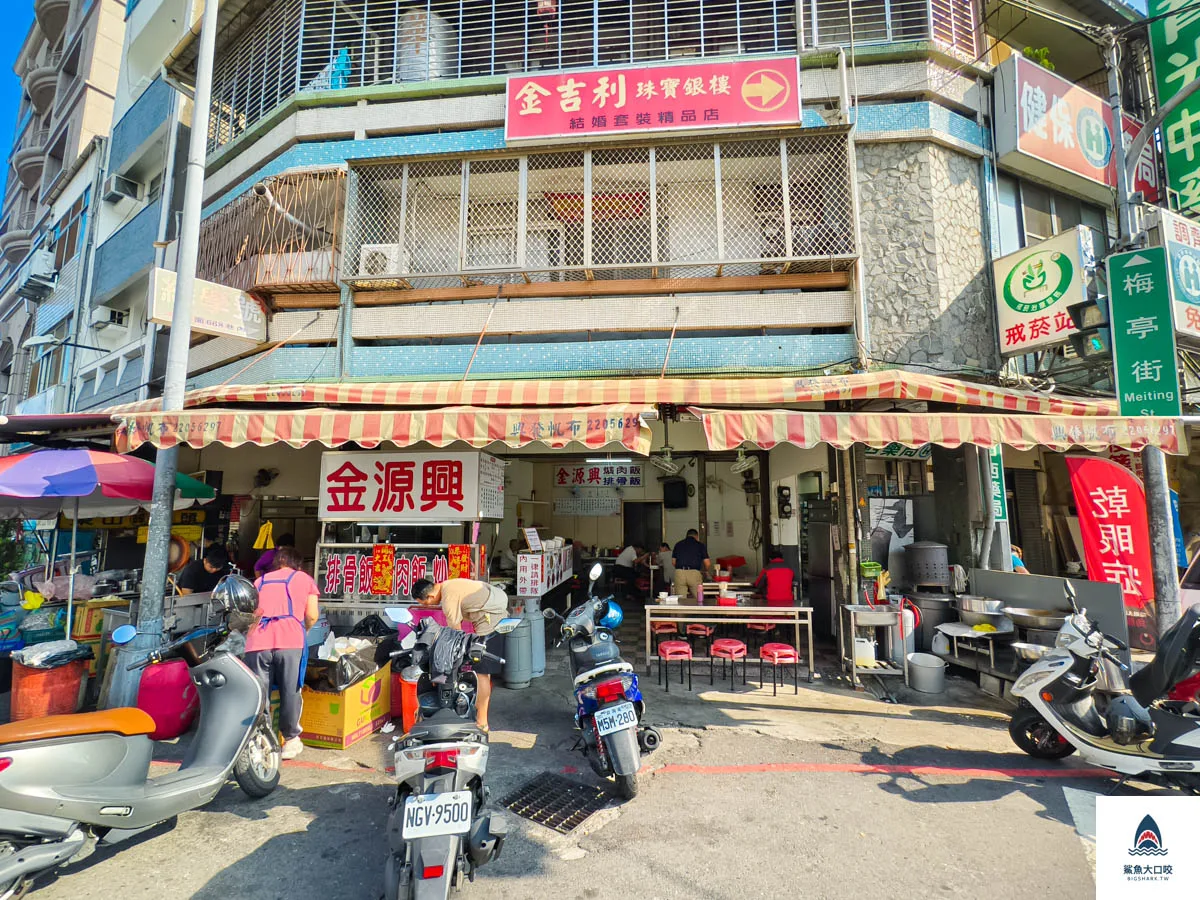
[844,604,897,626]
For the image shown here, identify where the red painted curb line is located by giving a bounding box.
[644,761,1114,779]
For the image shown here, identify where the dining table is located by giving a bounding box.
[644,593,815,683]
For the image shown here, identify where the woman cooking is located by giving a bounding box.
[245,546,319,761]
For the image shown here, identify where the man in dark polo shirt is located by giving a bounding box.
[671,528,711,599]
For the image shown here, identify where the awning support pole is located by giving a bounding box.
[977,448,994,571]
[67,498,78,639]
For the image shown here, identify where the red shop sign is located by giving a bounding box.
[1065,455,1154,613]
[505,56,801,142]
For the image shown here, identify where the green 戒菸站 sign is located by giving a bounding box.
[1106,247,1182,418]
[1148,1,1200,212]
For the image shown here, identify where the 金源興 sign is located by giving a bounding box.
[554,463,643,488]
[318,452,504,522]
[992,227,1092,355]
[506,57,801,142]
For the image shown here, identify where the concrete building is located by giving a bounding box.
[0,0,125,419]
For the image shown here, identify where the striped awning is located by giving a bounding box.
[693,408,1186,454]
[107,372,1119,417]
[115,406,654,454]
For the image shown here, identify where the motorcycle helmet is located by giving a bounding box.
[598,599,624,630]
[212,574,259,614]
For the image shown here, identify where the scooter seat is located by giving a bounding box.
[0,708,156,746]
[406,709,486,744]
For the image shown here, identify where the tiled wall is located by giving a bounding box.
[91,196,161,300]
[108,77,170,173]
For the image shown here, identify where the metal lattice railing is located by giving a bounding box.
[196,168,345,293]
[801,0,977,58]
[206,0,800,152]
[344,131,854,289]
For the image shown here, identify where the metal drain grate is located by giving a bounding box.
[500,772,611,834]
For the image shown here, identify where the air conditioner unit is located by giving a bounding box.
[358,243,402,277]
[15,248,56,301]
[90,305,128,330]
[102,173,143,203]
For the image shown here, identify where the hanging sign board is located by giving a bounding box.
[992,227,1091,356]
[148,267,267,343]
[318,451,504,522]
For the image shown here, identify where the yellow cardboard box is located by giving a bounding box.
[78,637,106,678]
[299,665,391,749]
[72,598,130,640]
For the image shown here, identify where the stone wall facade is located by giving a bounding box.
[857,140,998,372]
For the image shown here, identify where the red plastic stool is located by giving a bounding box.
[685,623,715,657]
[759,642,800,696]
[657,640,693,693]
[651,622,678,657]
[745,622,775,653]
[710,638,748,690]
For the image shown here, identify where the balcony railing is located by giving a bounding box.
[344,130,855,290]
[197,169,345,293]
[800,0,977,57]
[208,0,798,151]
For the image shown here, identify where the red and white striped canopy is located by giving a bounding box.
[693,408,1186,454]
[115,405,654,455]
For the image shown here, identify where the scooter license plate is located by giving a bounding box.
[594,701,637,737]
[402,790,473,840]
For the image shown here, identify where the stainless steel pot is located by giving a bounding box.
[955,607,1010,628]
[955,595,1004,614]
[1004,608,1068,629]
[1011,641,1053,662]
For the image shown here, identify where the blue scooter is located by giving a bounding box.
[544,563,662,799]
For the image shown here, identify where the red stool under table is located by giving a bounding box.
[710,638,748,690]
[759,642,800,696]
[745,622,776,653]
[657,640,693,692]
[685,623,715,657]
[651,621,678,656]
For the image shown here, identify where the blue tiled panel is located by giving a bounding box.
[91,198,163,301]
[109,79,172,174]
[187,347,339,390]
[854,102,984,150]
[347,335,856,380]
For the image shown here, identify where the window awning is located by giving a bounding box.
[113,405,654,455]
[692,408,1186,454]
[108,372,1119,417]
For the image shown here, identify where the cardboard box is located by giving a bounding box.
[299,664,391,749]
[72,598,130,640]
[78,637,106,678]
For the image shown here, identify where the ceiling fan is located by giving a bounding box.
[649,419,683,476]
[730,447,758,475]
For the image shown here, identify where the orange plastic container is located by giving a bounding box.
[391,670,420,735]
[10,660,85,720]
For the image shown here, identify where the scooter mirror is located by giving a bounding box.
[543,608,557,620]
[384,607,414,625]
[1064,580,1079,612]
[589,562,603,582]
[111,624,138,645]
[400,631,417,650]
[494,616,522,634]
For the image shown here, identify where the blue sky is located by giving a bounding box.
[1,5,35,150]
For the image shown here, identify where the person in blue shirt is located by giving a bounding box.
[1011,544,1030,574]
[672,528,711,598]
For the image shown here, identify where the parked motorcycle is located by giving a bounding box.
[380,608,519,900]
[0,575,280,897]
[1010,581,1200,792]
[544,562,661,800]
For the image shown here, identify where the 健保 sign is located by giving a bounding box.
[1154,207,1200,341]
[1107,248,1183,418]
[993,56,1158,204]
[318,452,504,522]
[505,57,801,142]
[993,227,1092,355]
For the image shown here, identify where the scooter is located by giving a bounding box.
[381,608,518,900]
[0,587,280,897]
[1010,581,1200,792]
[544,562,661,800]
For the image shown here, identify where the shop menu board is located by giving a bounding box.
[554,493,622,517]
[319,451,504,522]
[517,547,573,597]
[317,543,479,602]
[554,463,643,488]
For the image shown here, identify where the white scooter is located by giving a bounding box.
[1010,581,1200,793]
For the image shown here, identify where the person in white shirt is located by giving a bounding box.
[498,538,519,575]
[657,543,675,586]
[613,544,648,597]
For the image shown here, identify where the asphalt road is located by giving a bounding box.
[25,726,1107,900]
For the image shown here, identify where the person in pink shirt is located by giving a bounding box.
[246,546,319,760]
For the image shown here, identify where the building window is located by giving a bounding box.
[996,174,1109,257]
[51,189,89,270]
[27,323,67,396]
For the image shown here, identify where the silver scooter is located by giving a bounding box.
[0,581,281,898]
[381,607,517,900]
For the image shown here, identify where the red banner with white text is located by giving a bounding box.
[1065,455,1157,649]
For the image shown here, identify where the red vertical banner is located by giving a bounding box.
[370,545,396,596]
[1065,456,1157,648]
[447,544,471,579]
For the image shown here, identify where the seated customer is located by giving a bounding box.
[754,548,796,606]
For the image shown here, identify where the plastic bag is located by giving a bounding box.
[348,614,393,638]
[37,575,96,602]
[13,639,94,669]
[20,607,66,633]
[306,647,379,692]
[317,635,372,662]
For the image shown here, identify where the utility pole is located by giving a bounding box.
[107,0,220,707]
[1100,27,1182,634]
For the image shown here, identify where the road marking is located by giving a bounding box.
[645,761,1114,780]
